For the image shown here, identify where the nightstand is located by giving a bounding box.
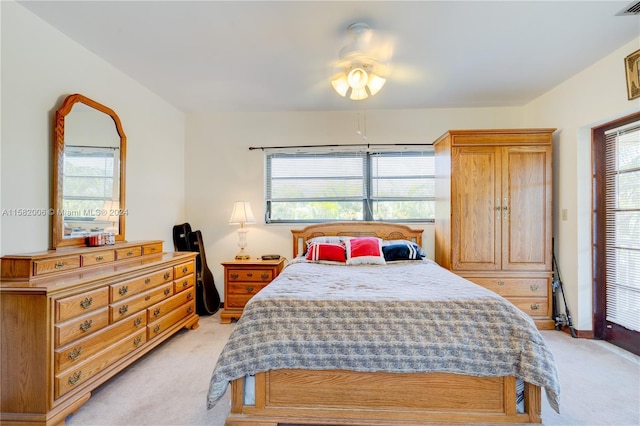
[220,258,285,323]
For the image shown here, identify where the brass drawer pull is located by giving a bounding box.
[182,266,188,273]
[119,305,129,315]
[79,297,93,309]
[187,306,193,314]
[79,320,92,332]
[55,261,66,269]
[530,284,540,292]
[164,288,171,296]
[245,286,254,293]
[149,247,157,252]
[95,255,104,261]
[153,325,161,334]
[133,336,142,346]
[530,303,540,311]
[247,272,253,277]
[133,317,142,328]
[261,273,269,280]
[145,278,151,284]
[119,286,128,296]
[153,308,161,317]
[145,295,151,301]
[497,281,505,286]
[164,272,171,280]
[230,273,239,279]
[182,280,188,288]
[68,371,82,385]
[126,251,134,256]
[68,347,82,361]
[187,292,193,300]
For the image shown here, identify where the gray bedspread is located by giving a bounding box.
[207,259,560,413]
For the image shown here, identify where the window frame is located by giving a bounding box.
[265,149,435,224]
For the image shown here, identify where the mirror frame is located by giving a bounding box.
[52,94,127,249]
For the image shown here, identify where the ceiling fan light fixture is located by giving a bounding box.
[366,73,386,96]
[350,87,368,101]
[331,75,350,97]
[347,67,368,89]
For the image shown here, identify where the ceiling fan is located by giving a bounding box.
[330,22,396,101]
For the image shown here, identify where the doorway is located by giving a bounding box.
[592,112,640,356]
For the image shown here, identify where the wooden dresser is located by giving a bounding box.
[0,241,199,426]
[434,129,555,329]
[220,258,285,323]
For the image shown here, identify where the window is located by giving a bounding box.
[265,149,434,223]
[63,145,119,219]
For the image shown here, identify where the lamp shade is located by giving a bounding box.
[331,62,386,101]
[229,201,256,225]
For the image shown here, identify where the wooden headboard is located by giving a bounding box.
[291,222,423,258]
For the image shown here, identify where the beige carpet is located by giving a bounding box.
[66,312,640,426]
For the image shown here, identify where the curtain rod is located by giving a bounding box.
[248,143,433,151]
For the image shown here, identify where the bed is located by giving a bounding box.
[207,222,560,425]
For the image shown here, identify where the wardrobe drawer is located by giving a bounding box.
[81,250,115,267]
[174,273,195,293]
[34,255,80,276]
[110,267,173,302]
[56,287,110,322]
[115,246,142,260]
[174,261,194,279]
[508,297,549,316]
[147,300,195,340]
[110,283,174,322]
[55,329,146,399]
[148,287,195,322]
[55,307,110,347]
[55,313,147,373]
[467,277,548,297]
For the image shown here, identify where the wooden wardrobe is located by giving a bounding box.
[434,128,556,329]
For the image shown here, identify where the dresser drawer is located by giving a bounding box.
[508,297,550,316]
[148,287,195,322]
[174,273,195,293]
[466,277,548,297]
[55,307,110,347]
[142,242,163,255]
[147,300,195,340]
[110,283,174,322]
[174,261,194,279]
[227,282,267,295]
[226,291,264,308]
[115,246,142,260]
[110,267,173,302]
[227,269,273,282]
[81,250,116,267]
[34,255,81,276]
[55,313,147,373]
[55,329,146,399]
[56,287,110,322]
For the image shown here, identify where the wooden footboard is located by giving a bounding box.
[226,369,541,425]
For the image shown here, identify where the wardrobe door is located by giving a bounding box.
[501,145,552,271]
[451,146,501,271]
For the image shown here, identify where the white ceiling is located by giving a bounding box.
[18,1,640,113]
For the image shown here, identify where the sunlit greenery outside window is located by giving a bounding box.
[265,149,434,223]
[63,146,117,219]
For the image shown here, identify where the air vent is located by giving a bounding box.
[617,1,640,15]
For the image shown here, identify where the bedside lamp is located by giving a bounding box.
[229,201,256,260]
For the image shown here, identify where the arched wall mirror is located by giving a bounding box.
[52,94,127,249]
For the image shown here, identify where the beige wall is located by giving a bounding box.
[523,37,640,330]
[185,107,525,297]
[0,1,187,255]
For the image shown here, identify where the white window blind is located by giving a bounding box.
[604,124,640,331]
[265,149,434,223]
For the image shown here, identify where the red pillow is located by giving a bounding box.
[305,242,346,262]
[346,237,386,265]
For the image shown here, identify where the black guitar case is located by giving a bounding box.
[172,223,220,315]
